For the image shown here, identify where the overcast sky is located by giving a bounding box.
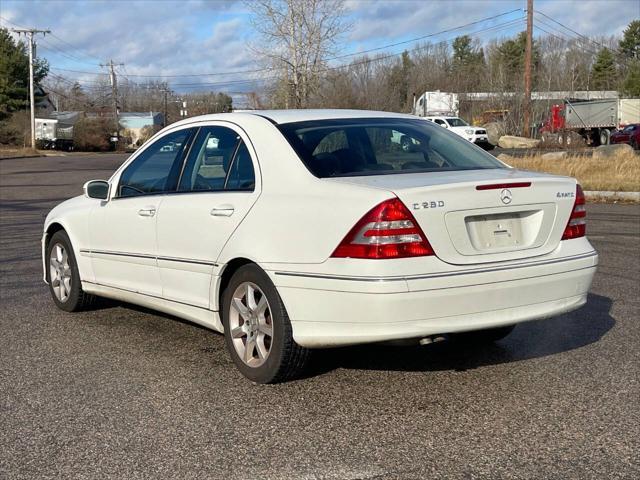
[1,0,637,93]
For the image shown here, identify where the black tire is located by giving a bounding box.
[46,230,96,312]
[453,324,516,344]
[631,139,638,151]
[222,264,310,383]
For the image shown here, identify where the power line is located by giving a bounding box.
[151,18,526,87]
[49,9,525,80]
[1,15,103,64]
[164,18,524,89]
[47,31,104,63]
[534,21,626,63]
[327,8,523,61]
[534,20,600,56]
[534,10,617,52]
[38,38,102,66]
[49,17,524,92]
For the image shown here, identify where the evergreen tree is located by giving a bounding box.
[619,20,640,96]
[451,35,485,92]
[591,48,617,90]
[495,31,540,89]
[0,27,49,119]
[387,50,414,111]
[622,60,640,96]
[619,20,640,60]
[452,35,484,69]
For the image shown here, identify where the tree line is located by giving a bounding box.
[1,1,639,148]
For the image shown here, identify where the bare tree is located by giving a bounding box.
[247,0,349,108]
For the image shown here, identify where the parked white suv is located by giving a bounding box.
[424,116,491,148]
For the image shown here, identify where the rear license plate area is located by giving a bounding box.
[465,210,540,251]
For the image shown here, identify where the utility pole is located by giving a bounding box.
[163,89,168,127]
[523,0,533,138]
[100,59,124,143]
[12,28,51,149]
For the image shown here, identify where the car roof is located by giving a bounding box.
[247,109,417,125]
[169,109,419,128]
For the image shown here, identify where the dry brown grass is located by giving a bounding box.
[0,147,42,159]
[504,151,640,192]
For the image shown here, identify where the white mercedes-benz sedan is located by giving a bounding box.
[43,110,598,383]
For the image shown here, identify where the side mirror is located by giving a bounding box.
[83,180,109,200]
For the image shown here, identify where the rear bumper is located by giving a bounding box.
[267,250,597,348]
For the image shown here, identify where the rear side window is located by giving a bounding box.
[178,126,255,192]
[225,142,255,190]
[277,118,504,178]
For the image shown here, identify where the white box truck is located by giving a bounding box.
[412,91,459,117]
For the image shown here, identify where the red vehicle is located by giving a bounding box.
[610,124,640,150]
[540,99,640,146]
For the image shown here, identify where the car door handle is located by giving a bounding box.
[210,206,235,217]
[138,207,156,217]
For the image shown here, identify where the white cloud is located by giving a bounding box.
[1,0,636,93]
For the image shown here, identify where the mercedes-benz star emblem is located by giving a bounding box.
[500,189,513,204]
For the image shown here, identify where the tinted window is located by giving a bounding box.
[119,129,193,197]
[178,126,255,192]
[179,126,240,191]
[225,142,255,191]
[277,118,504,178]
[313,130,347,155]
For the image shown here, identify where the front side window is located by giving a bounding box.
[277,118,504,178]
[118,129,194,197]
[178,126,255,192]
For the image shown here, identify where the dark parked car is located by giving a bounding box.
[610,124,640,149]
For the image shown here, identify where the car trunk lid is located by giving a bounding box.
[325,168,578,265]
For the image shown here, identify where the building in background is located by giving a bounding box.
[118,112,164,146]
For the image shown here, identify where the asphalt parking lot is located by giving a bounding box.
[1,153,639,479]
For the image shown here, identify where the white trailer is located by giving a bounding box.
[35,117,75,150]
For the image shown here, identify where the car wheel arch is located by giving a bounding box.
[43,221,88,284]
[216,257,258,311]
[45,221,65,242]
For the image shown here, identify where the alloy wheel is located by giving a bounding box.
[49,243,72,302]
[229,282,273,367]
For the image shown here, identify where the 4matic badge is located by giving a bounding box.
[557,191,575,198]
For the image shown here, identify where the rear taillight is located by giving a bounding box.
[331,198,434,259]
[562,184,586,240]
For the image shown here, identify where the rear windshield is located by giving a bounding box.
[446,118,468,127]
[277,118,504,178]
